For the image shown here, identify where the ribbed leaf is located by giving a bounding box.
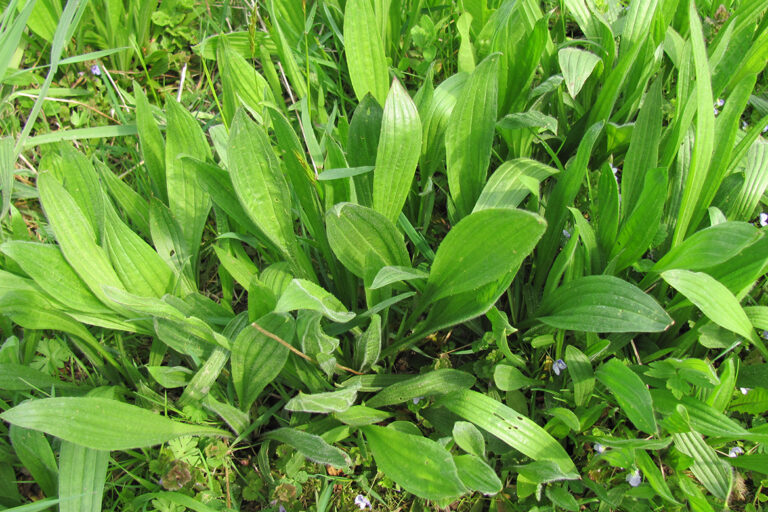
[373,78,422,223]
[363,425,467,500]
[0,398,229,450]
[474,158,558,211]
[275,279,355,323]
[565,345,594,407]
[596,359,657,434]
[343,0,388,105]
[537,275,672,333]
[446,54,499,217]
[558,48,600,98]
[437,389,576,472]
[285,383,359,414]
[454,454,502,495]
[673,431,732,501]
[453,421,485,458]
[367,369,475,408]
[264,428,350,469]
[58,441,109,512]
[134,85,166,201]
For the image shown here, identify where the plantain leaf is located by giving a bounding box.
[454,454,502,495]
[275,279,355,323]
[58,441,109,512]
[366,369,475,408]
[474,158,558,211]
[446,54,499,217]
[537,275,672,333]
[231,314,295,411]
[558,48,601,98]
[565,345,594,407]
[285,383,359,414]
[424,209,546,303]
[436,389,576,472]
[673,430,733,501]
[372,78,422,223]
[453,421,485,458]
[264,428,350,469]
[343,0,389,105]
[596,359,657,434]
[0,398,229,450]
[363,425,467,500]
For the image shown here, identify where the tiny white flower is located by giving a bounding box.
[354,495,371,509]
[562,229,571,239]
[763,125,768,133]
[593,443,606,454]
[740,387,751,395]
[412,396,424,405]
[610,163,619,177]
[742,121,748,130]
[626,469,642,487]
[553,359,567,376]
[759,212,768,227]
[728,446,744,458]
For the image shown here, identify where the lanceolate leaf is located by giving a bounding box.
[446,54,499,218]
[423,209,546,303]
[366,369,475,408]
[0,398,229,450]
[275,279,355,323]
[558,48,601,98]
[285,383,359,414]
[343,0,388,105]
[436,390,576,473]
[473,158,558,211]
[537,275,672,333]
[264,428,350,469]
[662,270,767,357]
[673,431,733,501]
[58,441,109,512]
[363,425,467,500]
[373,78,422,223]
[596,359,657,435]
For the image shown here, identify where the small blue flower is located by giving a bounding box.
[728,446,744,458]
[714,107,719,116]
[562,229,571,240]
[279,506,286,512]
[553,359,567,376]
[715,98,725,108]
[90,64,101,76]
[626,469,642,487]
[354,495,371,509]
[593,443,606,454]
[759,213,768,227]
[412,396,424,405]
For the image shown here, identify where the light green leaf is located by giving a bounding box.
[454,454,502,495]
[424,209,546,303]
[565,345,594,407]
[452,421,485,458]
[437,390,576,473]
[58,441,109,512]
[662,269,766,357]
[497,111,558,134]
[634,448,680,504]
[334,406,392,427]
[134,85,166,201]
[0,398,229,450]
[558,48,600,98]
[363,425,466,500]
[369,266,428,290]
[354,314,381,372]
[232,314,295,411]
[285,383,359,414]
[513,460,580,485]
[446,54,499,217]
[10,426,57,498]
[366,369,475,408]
[596,359,657,434]
[275,279,355,323]
[264,428,350,469]
[373,78,422,223]
[343,0,388,105]
[494,364,535,391]
[673,431,732,501]
[537,275,672,333]
[474,158,558,212]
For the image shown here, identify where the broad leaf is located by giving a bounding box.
[366,369,475,408]
[596,359,657,434]
[264,428,350,469]
[275,279,355,323]
[343,0,388,105]
[58,441,109,512]
[558,48,601,98]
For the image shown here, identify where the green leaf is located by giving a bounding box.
[546,485,579,512]
[565,345,594,407]
[343,0,388,105]
[369,266,428,290]
[673,431,732,501]
[558,48,601,98]
[218,46,272,126]
[0,398,229,450]
[333,406,392,427]
[497,111,558,134]
[662,270,766,357]
[537,275,672,333]
[0,242,110,314]
[728,453,768,475]
[473,158,558,211]
[730,387,768,415]
[228,110,305,275]
[363,425,467,500]
[446,54,499,217]
[275,279,355,323]
[595,359,657,434]
[452,421,485,458]
[326,203,410,284]
[354,314,381,371]
[513,460,580,485]
[373,78,422,223]
[58,441,109,512]
[436,390,576,473]
[231,314,295,411]
[424,209,546,303]
[165,99,212,272]
[37,173,125,305]
[0,363,83,392]
[10,426,58,498]
[367,369,475,408]
[493,364,535,391]
[285,383,359,414]
[134,85,166,201]
[264,428,350,469]
[454,454,502,495]
[634,448,680,504]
